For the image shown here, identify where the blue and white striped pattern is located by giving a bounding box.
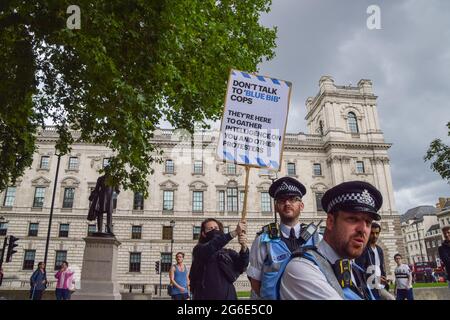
[232,70,291,88]
[223,151,279,169]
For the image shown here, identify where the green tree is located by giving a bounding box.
[424,122,450,183]
[0,0,277,195]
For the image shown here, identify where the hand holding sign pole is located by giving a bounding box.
[216,69,292,221]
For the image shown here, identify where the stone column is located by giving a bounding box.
[71,235,122,300]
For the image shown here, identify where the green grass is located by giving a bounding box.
[237,291,251,298]
[412,282,448,288]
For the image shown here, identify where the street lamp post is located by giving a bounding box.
[170,220,176,265]
[414,217,425,263]
[44,153,62,267]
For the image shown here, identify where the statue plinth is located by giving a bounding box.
[71,235,122,300]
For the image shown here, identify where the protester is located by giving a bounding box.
[190,218,248,300]
[438,226,450,288]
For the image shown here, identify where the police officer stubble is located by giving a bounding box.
[324,211,373,260]
[275,196,304,227]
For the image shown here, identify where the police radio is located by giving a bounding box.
[299,219,322,245]
[333,259,353,288]
[267,222,280,239]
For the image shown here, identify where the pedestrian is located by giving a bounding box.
[247,176,321,299]
[190,218,248,300]
[54,261,74,300]
[355,222,394,299]
[30,262,48,300]
[438,226,450,288]
[394,253,414,300]
[279,181,382,300]
[169,252,190,300]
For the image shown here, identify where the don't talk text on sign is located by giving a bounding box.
[216,69,292,170]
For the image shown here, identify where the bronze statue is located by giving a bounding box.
[87,175,120,235]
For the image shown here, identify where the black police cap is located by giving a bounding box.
[268,176,306,199]
[321,181,382,220]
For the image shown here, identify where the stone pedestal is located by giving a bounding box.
[72,235,122,300]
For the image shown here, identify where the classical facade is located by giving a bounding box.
[0,76,403,294]
[400,206,438,265]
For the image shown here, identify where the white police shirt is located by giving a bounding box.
[279,240,357,300]
[247,222,301,282]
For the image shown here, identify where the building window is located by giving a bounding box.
[40,156,50,169]
[33,187,45,208]
[193,226,201,240]
[163,190,174,211]
[88,224,96,236]
[218,191,225,212]
[103,158,110,168]
[0,222,7,236]
[129,252,141,272]
[261,192,272,213]
[192,191,203,212]
[62,187,75,208]
[133,192,144,210]
[432,240,436,247]
[226,163,236,175]
[54,250,67,270]
[165,159,174,174]
[438,240,442,246]
[68,157,78,170]
[227,188,238,213]
[239,191,245,212]
[287,163,296,176]
[162,226,173,240]
[313,163,322,176]
[59,224,69,238]
[3,186,16,207]
[161,252,171,272]
[356,161,365,174]
[348,112,359,133]
[224,226,230,234]
[23,250,36,270]
[316,192,324,211]
[193,160,203,174]
[415,244,418,250]
[131,226,142,239]
[28,223,39,237]
[112,191,118,210]
[426,242,430,249]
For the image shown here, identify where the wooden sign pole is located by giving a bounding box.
[241,166,251,220]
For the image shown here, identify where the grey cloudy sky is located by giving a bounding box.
[257,0,450,214]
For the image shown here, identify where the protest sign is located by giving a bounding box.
[216,69,292,171]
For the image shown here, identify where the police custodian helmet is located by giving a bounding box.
[321,181,383,221]
[269,176,306,200]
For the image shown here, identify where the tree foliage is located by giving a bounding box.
[0,0,277,196]
[424,122,450,183]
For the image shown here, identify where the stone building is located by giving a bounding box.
[401,206,438,265]
[424,224,443,267]
[0,76,403,294]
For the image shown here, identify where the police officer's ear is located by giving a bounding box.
[325,212,336,233]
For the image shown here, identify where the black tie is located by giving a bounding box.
[289,228,298,251]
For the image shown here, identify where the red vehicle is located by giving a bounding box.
[412,262,434,282]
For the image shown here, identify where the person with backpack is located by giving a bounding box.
[280,181,382,300]
[30,262,47,300]
[190,218,248,300]
[169,252,190,300]
[247,176,320,299]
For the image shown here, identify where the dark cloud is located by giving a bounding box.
[259,0,450,214]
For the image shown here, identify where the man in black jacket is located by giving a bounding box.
[190,218,248,300]
[355,222,391,299]
[438,226,450,287]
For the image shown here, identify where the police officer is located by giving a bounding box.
[247,176,320,299]
[280,180,382,300]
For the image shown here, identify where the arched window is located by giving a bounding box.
[348,112,359,133]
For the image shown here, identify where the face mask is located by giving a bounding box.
[205,229,223,241]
